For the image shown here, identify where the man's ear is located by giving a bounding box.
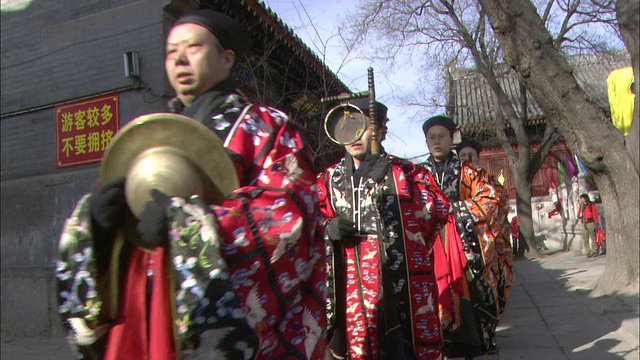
[222,49,236,70]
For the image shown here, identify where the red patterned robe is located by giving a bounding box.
[421,152,502,358]
[56,78,328,359]
[317,155,449,359]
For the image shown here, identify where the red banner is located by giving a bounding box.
[55,93,120,168]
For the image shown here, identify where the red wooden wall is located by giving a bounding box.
[477,141,573,199]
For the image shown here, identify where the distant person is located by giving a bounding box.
[457,138,513,318]
[510,216,521,256]
[456,138,482,165]
[577,193,601,257]
[596,202,607,255]
[509,215,530,257]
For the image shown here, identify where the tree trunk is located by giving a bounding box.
[510,154,540,259]
[480,61,546,260]
[479,0,639,294]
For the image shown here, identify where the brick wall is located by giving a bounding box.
[0,0,175,338]
[1,0,168,115]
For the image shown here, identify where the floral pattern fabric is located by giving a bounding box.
[421,152,502,357]
[55,85,328,359]
[318,155,449,359]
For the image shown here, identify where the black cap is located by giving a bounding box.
[173,9,252,57]
[381,117,390,130]
[422,115,456,136]
[348,98,388,126]
[457,137,482,155]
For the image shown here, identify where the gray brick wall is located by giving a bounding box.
[1,169,99,338]
[1,0,173,181]
[0,0,180,338]
[1,91,169,180]
[1,0,169,115]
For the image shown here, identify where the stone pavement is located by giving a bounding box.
[463,251,640,360]
[1,251,638,359]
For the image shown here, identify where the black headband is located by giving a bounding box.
[347,98,389,126]
[457,138,482,154]
[173,9,252,57]
[422,115,456,135]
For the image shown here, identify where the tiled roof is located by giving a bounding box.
[447,51,630,128]
[241,0,351,93]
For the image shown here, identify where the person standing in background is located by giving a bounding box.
[457,138,513,323]
[577,193,601,257]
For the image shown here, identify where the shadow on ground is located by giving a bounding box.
[493,251,639,360]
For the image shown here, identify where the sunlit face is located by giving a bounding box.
[345,122,374,162]
[458,146,479,165]
[425,125,454,162]
[165,23,235,106]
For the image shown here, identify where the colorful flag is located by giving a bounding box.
[575,154,588,174]
[497,169,505,186]
[558,162,568,185]
[563,154,576,177]
[607,67,635,136]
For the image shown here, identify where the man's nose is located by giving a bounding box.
[173,48,188,65]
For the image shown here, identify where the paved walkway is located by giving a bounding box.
[465,251,639,360]
[2,251,638,359]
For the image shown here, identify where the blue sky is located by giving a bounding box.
[262,0,435,161]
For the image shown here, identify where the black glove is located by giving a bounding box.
[327,216,357,241]
[89,176,128,238]
[135,189,171,249]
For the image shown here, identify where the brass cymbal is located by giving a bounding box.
[100,113,239,218]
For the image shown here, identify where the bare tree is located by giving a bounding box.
[233,10,352,172]
[338,0,619,258]
[236,0,396,172]
[437,0,560,258]
[478,0,639,294]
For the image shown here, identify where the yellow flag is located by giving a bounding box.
[497,169,505,186]
[607,67,634,136]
